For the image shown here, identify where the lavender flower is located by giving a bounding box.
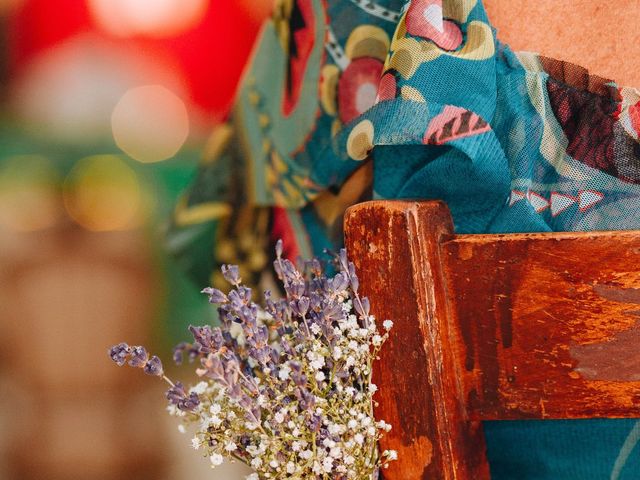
[221,264,241,285]
[172,342,200,365]
[189,325,224,354]
[128,346,148,368]
[166,382,200,412]
[201,287,228,304]
[109,342,130,366]
[109,242,396,479]
[143,355,164,377]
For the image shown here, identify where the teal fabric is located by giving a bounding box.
[169,0,640,476]
[484,420,640,480]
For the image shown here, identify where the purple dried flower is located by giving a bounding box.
[189,325,225,354]
[143,355,164,377]
[286,280,306,299]
[349,271,359,293]
[297,297,310,316]
[128,346,149,368]
[109,342,131,366]
[236,286,252,303]
[201,287,228,304]
[198,354,225,381]
[323,302,345,323]
[306,258,322,276]
[172,343,186,364]
[354,297,370,318]
[338,248,349,271]
[289,361,306,387]
[221,264,241,285]
[330,272,349,293]
[307,413,322,432]
[173,342,196,365]
[275,258,298,285]
[166,382,200,412]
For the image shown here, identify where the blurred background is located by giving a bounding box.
[3,1,638,480]
[0,1,270,478]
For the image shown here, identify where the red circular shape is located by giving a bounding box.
[377,72,397,102]
[338,57,384,124]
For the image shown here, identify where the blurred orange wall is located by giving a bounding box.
[485,0,640,88]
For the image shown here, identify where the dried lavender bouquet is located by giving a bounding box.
[109,241,396,479]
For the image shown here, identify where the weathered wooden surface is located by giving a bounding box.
[344,201,489,480]
[444,229,640,420]
[344,200,640,479]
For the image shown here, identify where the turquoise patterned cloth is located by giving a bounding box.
[169,0,640,477]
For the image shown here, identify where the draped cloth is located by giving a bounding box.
[167,1,640,477]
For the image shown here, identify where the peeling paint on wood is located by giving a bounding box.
[344,200,640,479]
[594,284,640,305]
[571,320,640,381]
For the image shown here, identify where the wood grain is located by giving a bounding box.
[344,200,640,479]
[443,229,640,420]
[344,201,489,480]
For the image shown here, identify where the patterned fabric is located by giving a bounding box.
[167,0,640,477]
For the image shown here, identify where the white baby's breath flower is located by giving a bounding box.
[383,319,394,331]
[191,436,201,450]
[332,346,343,360]
[190,381,209,395]
[278,366,290,381]
[210,453,224,466]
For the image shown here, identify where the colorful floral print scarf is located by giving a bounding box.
[167,0,640,477]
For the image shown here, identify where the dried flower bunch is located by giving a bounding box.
[109,241,396,479]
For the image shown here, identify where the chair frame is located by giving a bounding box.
[344,200,640,479]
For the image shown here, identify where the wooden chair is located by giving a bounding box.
[344,200,640,479]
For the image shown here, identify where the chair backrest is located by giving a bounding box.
[344,200,640,479]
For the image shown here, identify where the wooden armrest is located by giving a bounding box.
[344,200,640,480]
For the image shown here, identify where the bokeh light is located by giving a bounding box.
[0,155,62,232]
[111,84,190,163]
[87,0,209,38]
[63,155,145,231]
[12,34,188,144]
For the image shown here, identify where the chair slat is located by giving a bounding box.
[345,200,488,480]
[443,229,640,420]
